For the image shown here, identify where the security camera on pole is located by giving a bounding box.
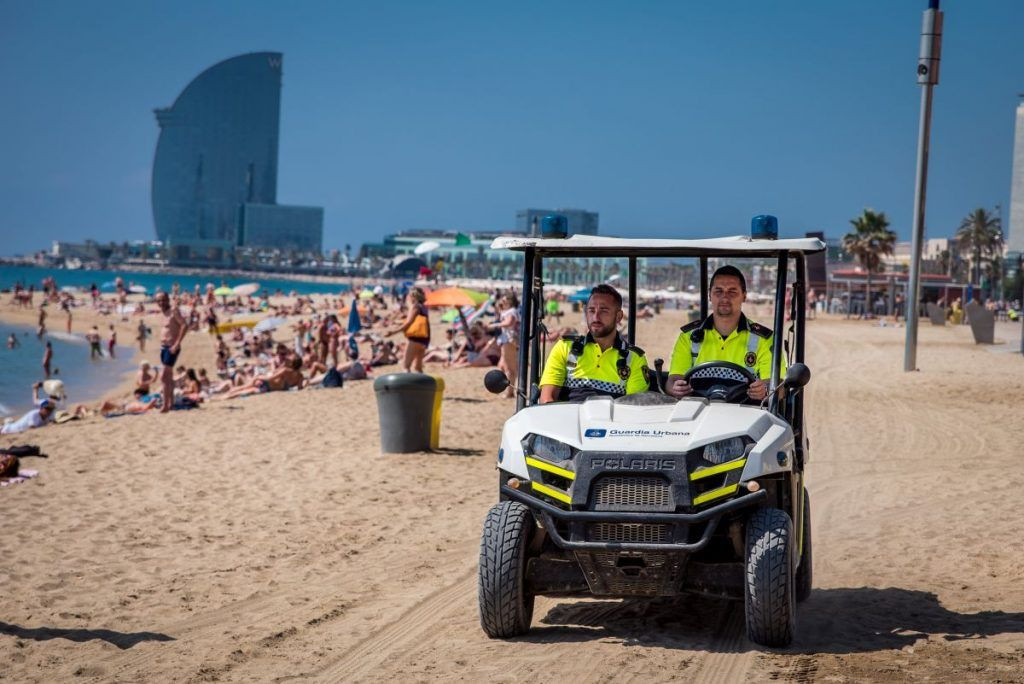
[904,0,943,371]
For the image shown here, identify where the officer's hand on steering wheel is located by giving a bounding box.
[666,377,692,398]
[682,362,758,403]
[747,378,767,401]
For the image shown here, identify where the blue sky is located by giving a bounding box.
[1,0,1022,255]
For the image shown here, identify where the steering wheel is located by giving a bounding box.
[683,361,757,402]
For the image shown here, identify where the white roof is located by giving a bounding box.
[490,234,826,256]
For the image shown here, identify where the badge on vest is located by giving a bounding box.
[619,365,630,380]
[745,351,757,367]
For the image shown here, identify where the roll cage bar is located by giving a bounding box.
[494,235,825,422]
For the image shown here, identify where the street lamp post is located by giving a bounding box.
[905,0,944,371]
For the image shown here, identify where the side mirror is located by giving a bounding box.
[782,363,811,389]
[484,369,511,394]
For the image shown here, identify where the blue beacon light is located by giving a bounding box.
[541,214,569,239]
[751,214,778,240]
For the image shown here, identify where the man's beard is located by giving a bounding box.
[588,321,615,338]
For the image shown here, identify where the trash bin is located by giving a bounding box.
[373,373,445,452]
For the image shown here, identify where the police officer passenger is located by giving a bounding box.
[666,266,781,401]
[539,284,649,403]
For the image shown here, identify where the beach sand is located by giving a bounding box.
[2,304,1024,682]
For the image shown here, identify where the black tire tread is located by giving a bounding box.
[478,501,534,638]
[744,507,795,647]
[795,490,813,603]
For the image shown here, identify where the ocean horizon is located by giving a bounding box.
[0,264,355,298]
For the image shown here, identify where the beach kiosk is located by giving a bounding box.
[477,220,824,647]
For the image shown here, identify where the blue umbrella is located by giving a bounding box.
[568,288,591,303]
[347,297,362,333]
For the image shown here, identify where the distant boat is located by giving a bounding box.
[64,258,83,270]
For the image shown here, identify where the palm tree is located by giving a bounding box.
[843,209,897,317]
[955,208,1002,293]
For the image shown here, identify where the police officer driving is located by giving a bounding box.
[539,284,649,403]
[666,265,781,401]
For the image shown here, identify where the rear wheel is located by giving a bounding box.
[478,501,535,638]
[744,507,796,647]
[795,489,813,603]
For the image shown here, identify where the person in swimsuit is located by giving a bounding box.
[157,292,188,413]
[388,287,430,373]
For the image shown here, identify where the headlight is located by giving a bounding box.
[702,437,748,465]
[526,434,575,463]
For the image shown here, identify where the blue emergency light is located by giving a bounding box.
[751,214,778,240]
[541,214,568,239]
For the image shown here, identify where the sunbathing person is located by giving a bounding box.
[94,388,161,416]
[452,324,501,367]
[218,357,305,399]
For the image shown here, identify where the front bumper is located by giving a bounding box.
[501,483,767,552]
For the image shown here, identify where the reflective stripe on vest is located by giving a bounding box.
[565,337,633,394]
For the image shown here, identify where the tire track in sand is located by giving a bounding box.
[313,562,477,682]
[691,603,755,684]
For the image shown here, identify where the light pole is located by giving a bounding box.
[904,0,944,371]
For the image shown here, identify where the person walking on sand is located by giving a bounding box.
[388,287,430,373]
[157,291,188,413]
[37,305,47,338]
[42,341,53,378]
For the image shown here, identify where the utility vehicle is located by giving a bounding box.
[478,227,823,647]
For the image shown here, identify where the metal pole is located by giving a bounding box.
[768,253,789,414]
[699,256,709,319]
[627,256,638,344]
[515,248,534,411]
[905,0,943,371]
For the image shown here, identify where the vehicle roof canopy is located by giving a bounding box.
[491,234,826,258]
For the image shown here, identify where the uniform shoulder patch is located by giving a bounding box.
[748,321,773,338]
[679,319,702,334]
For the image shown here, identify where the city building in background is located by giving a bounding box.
[151,52,323,266]
[516,208,598,236]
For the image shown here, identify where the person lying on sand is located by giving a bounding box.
[217,357,305,399]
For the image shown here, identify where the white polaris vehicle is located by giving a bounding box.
[478,227,822,647]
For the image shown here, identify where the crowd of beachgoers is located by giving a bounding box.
[1,274,598,435]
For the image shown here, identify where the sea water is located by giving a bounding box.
[0,322,136,418]
[0,264,353,297]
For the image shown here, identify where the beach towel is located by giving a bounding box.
[1,468,39,488]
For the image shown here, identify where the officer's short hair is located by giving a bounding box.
[710,265,747,293]
[587,284,622,309]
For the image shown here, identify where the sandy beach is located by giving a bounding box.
[2,300,1024,682]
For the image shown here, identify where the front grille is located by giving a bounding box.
[593,475,673,512]
[588,523,671,544]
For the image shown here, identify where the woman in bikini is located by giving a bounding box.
[388,288,430,373]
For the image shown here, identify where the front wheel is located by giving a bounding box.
[744,507,796,647]
[478,501,535,638]
[795,489,812,603]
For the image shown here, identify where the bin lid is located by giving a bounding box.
[373,373,438,392]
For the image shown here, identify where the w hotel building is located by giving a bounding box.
[152,52,323,265]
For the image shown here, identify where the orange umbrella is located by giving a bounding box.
[423,287,488,308]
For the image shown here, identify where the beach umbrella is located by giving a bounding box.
[358,289,376,300]
[413,240,441,255]
[568,288,591,303]
[100,281,117,290]
[214,286,234,296]
[347,297,362,333]
[253,317,287,333]
[232,282,260,296]
[424,287,489,308]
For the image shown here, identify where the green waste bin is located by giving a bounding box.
[373,373,445,452]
